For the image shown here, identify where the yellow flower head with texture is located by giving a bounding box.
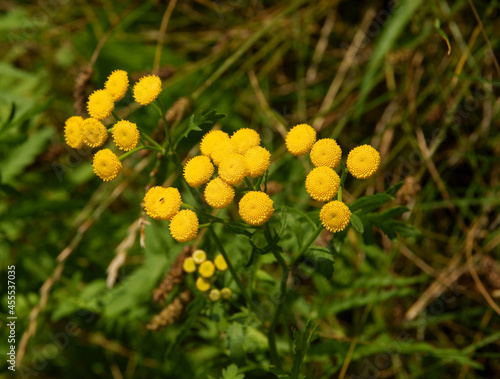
[320,200,351,233]
[183,155,214,188]
[204,178,235,209]
[105,70,129,101]
[346,145,381,179]
[64,116,84,149]
[238,191,274,226]
[169,209,199,243]
[305,166,340,202]
[209,289,221,301]
[221,287,232,299]
[214,254,228,271]
[310,138,342,169]
[92,149,122,181]
[87,89,114,120]
[183,257,196,273]
[231,128,261,154]
[196,277,210,292]
[199,260,215,278]
[211,139,236,166]
[133,75,162,106]
[219,153,248,185]
[285,123,316,156]
[200,130,230,157]
[143,186,181,221]
[244,146,270,178]
[112,120,140,151]
[82,118,108,148]
[192,249,207,264]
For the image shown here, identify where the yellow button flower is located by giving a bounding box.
[305,167,340,202]
[92,149,122,181]
[285,123,316,156]
[204,178,235,209]
[346,145,381,179]
[244,146,270,178]
[182,257,196,273]
[199,260,215,278]
[219,153,248,185]
[133,75,162,106]
[310,138,342,169]
[320,200,351,233]
[87,89,114,120]
[214,254,228,271]
[64,116,84,149]
[192,249,207,264]
[169,209,199,243]
[230,128,261,154]
[183,155,214,188]
[105,70,129,102]
[209,289,221,301]
[211,139,235,166]
[221,287,232,299]
[238,191,274,226]
[196,277,211,292]
[200,130,230,157]
[82,118,108,148]
[143,186,181,221]
[112,120,140,151]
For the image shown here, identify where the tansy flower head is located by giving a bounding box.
[305,166,340,202]
[200,130,230,157]
[238,191,274,226]
[143,186,181,221]
[169,209,199,243]
[133,75,162,106]
[82,118,108,148]
[92,149,122,181]
[112,120,140,151]
[310,138,342,169]
[87,89,114,120]
[196,277,210,292]
[211,139,235,166]
[230,128,261,154]
[244,146,270,178]
[204,178,235,209]
[192,249,207,264]
[320,200,351,233]
[199,260,215,278]
[214,254,227,271]
[221,287,232,299]
[219,153,248,185]
[285,123,316,156]
[346,145,381,179]
[64,116,84,149]
[209,289,221,301]
[183,155,214,188]
[105,70,129,101]
[183,257,196,273]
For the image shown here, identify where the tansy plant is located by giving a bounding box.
[62,69,414,376]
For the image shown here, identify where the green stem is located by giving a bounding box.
[112,110,121,122]
[268,266,289,370]
[290,224,323,267]
[153,99,173,151]
[118,146,161,161]
[245,177,255,191]
[338,162,348,201]
[198,223,212,229]
[141,132,165,153]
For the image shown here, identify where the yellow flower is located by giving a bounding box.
[92,149,122,181]
[214,254,227,271]
[310,138,342,169]
[183,155,214,188]
[244,146,270,178]
[196,277,211,292]
[305,167,340,202]
[230,128,261,154]
[87,89,114,120]
[346,145,381,179]
[320,200,351,233]
[112,120,140,151]
[199,260,215,278]
[192,249,207,264]
[183,257,196,273]
[64,116,84,149]
[133,75,162,106]
[221,287,232,299]
[238,191,274,226]
[285,123,316,156]
[211,139,235,166]
[169,209,199,242]
[219,153,248,185]
[143,186,182,221]
[209,289,221,301]
[200,130,230,157]
[104,70,129,101]
[204,178,235,209]
[82,118,108,148]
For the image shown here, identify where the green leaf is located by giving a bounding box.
[349,193,393,213]
[316,257,334,281]
[174,109,225,149]
[384,181,404,197]
[220,364,245,379]
[350,213,364,233]
[226,322,246,363]
[291,320,318,379]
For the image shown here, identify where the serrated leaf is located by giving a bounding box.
[220,364,245,379]
[317,257,334,281]
[291,320,318,379]
[174,109,225,149]
[384,181,404,197]
[350,213,364,233]
[226,322,246,363]
[349,193,393,213]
